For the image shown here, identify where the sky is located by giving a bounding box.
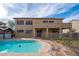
[0,3,79,23]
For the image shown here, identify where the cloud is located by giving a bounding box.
[63,14,79,23]
[56,4,76,14]
[63,5,79,22]
[3,3,77,18]
[0,3,79,22]
[0,4,8,18]
[3,4,28,17]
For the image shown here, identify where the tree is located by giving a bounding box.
[7,19,16,30]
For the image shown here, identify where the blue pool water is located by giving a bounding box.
[0,40,43,53]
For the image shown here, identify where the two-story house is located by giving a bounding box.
[14,18,71,38]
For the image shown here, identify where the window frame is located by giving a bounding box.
[43,21,48,23]
[49,21,54,23]
[17,30,24,33]
[25,30,32,34]
[17,21,24,25]
[25,21,32,25]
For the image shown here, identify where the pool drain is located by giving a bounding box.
[19,45,21,47]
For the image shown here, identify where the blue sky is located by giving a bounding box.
[0,3,79,22]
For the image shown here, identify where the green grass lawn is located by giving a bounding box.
[50,39,79,48]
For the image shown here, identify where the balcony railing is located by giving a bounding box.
[33,23,71,28]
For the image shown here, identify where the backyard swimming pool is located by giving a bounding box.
[0,39,43,53]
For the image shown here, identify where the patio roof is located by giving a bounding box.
[0,21,6,25]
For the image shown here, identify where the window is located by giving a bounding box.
[17,30,24,33]
[26,21,32,25]
[43,21,48,23]
[25,30,32,34]
[49,21,54,23]
[17,21,24,25]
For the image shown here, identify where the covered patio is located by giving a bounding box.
[33,27,71,39]
[0,28,15,39]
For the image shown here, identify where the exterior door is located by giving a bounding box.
[36,30,42,37]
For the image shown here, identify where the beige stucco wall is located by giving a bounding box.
[15,18,33,30]
[15,25,33,30]
[14,18,71,38]
[33,19,71,28]
[15,32,33,38]
[15,18,64,29]
[33,18,63,28]
[14,18,71,30]
[70,20,79,32]
[14,18,33,38]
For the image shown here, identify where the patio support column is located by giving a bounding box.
[33,28,35,38]
[46,28,48,39]
[69,27,72,39]
[59,27,62,38]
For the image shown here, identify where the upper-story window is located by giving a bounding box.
[49,21,54,23]
[43,21,48,23]
[25,30,32,34]
[17,30,24,33]
[25,21,32,25]
[43,20,54,23]
[17,21,24,25]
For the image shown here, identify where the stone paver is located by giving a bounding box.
[47,41,77,56]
